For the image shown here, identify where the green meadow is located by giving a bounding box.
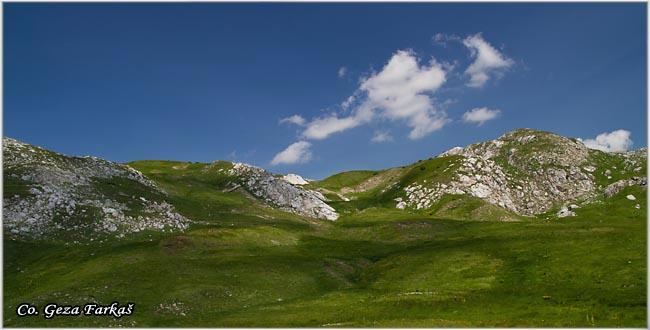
[3,160,647,327]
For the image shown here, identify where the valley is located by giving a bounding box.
[3,128,647,327]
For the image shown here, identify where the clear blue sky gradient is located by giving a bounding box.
[4,3,647,179]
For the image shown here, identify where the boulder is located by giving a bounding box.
[557,206,576,218]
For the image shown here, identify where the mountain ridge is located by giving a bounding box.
[3,128,647,241]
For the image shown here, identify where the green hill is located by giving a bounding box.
[3,129,647,327]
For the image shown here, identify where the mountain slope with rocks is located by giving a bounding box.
[313,128,647,220]
[3,138,340,241]
[4,128,646,243]
[3,138,189,241]
[219,163,338,220]
[128,160,339,221]
[4,129,646,328]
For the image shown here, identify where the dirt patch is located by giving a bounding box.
[324,265,353,287]
[323,258,370,287]
[341,168,403,194]
[161,235,193,254]
[395,221,432,230]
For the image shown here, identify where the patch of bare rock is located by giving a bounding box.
[221,163,338,221]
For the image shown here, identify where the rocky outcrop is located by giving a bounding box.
[556,205,576,218]
[604,177,647,198]
[399,130,597,215]
[282,173,309,185]
[398,129,646,216]
[3,138,189,240]
[223,163,338,221]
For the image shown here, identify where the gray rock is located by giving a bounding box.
[604,177,646,198]
[3,138,189,241]
[557,206,576,218]
[226,163,338,221]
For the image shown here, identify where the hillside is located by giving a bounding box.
[311,128,647,221]
[3,138,189,242]
[5,129,646,238]
[3,138,341,243]
[129,160,338,221]
[3,129,647,327]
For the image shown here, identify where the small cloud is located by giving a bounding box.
[271,141,313,165]
[433,33,461,47]
[579,129,633,153]
[371,130,394,143]
[462,107,501,126]
[338,66,347,78]
[463,34,514,88]
[341,93,357,111]
[302,113,366,140]
[279,114,306,126]
[227,149,256,161]
[439,98,458,111]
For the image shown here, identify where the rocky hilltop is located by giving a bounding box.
[417,129,599,215]
[313,128,647,219]
[3,138,189,241]
[3,138,339,241]
[429,129,646,215]
[3,128,646,241]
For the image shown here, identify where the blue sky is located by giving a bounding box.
[4,3,647,179]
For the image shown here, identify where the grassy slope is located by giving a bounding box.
[307,170,380,191]
[3,158,646,327]
[127,160,313,227]
[320,155,522,222]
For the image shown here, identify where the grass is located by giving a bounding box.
[3,156,647,327]
[588,150,648,188]
[3,184,646,326]
[307,170,380,191]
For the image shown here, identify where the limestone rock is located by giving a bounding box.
[557,205,576,218]
[282,173,309,185]
[604,177,646,198]
[226,163,338,221]
[3,138,189,240]
[406,129,648,216]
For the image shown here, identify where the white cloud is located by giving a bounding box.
[462,107,501,126]
[341,93,357,110]
[579,130,633,153]
[338,66,347,78]
[302,112,368,140]
[302,50,449,141]
[433,33,461,47]
[227,149,256,161]
[279,114,306,126]
[273,35,517,165]
[463,34,513,88]
[371,130,394,143]
[270,141,313,165]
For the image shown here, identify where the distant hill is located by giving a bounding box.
[3,129,647,327]
[3,128,647,241]
[308,128,647,221]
